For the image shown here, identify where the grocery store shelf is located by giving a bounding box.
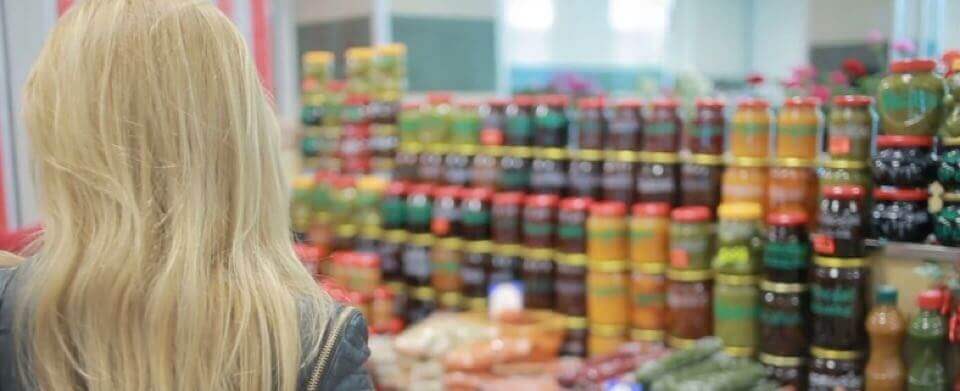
[866,239,960,262]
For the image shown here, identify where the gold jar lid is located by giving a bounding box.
[606,150,641,163]
[814,256,867,268]
[590,324,627,337]
[640,151,680,164]
[398,142,424,154]
[440,292,463,307]
[505,146,533,158]
[728,156,769,167]
[724,346,755,358]
[566,316,588,329]
[386,281,406,292]
[820,159,867,169]
[481,145,505,157]
[666,268,713,282]
[810,346,863,360]
[574,149,604,161]
[536,147,568,160]
[411,233,436,247]
[453,144,479,156]
[758,353,805,367]
[667,335,698,349]
[633,262,667,274]
[944,136,960,147]
[943,192,960,202]
[436,237,464,250]
[359,225,383,239]
[773,157,816,168]
[494,243,524,257]
[384,229,409,243]
[466,297,487,311]
[410,286,436,300]
[630,328,665,342]
[523,247,555,260]
[557,253,588,266]
[588,260,629,273]
[715,273,759,286]
[335,224,358,237]
[465,240,494,254]
[760,280,808,293]
[424,143,447,154]
[686,153,724,166]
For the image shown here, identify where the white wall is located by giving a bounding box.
[297,0,373,23]
[665,0,752,79]
[392,0,495,19]
[752,0,809,80]
[809,0,893,45]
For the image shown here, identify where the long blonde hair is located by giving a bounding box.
[18,1,329,389]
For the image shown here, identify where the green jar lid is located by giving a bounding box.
[437,237,464,250]
[724,346,755,358]
[411,233,436,247]
[606,150,641,163]
[814,256,867,268]
[494,243,524,257]
[633,262,667,274]
[523,247,555,260]
[398,142,423,154]
[590,323,627,337]
[874,285,899,305]
[630,328,665,342]
[481,145,506,157]
[588,260,629,273]
[666,268,713,282]
[810,346,863,360]
[384,229,409,243]
[566,316,588,329]
[505,146,533,158]
[773,157,816,168]
[454,144,479,155]
[728,156,769,167]
[557,253,588,266]
[425,143,447,154]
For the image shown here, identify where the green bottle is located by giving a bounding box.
[907,289,948,391]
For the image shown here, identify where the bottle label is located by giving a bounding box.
[557,224,585,240]
[647,122,676,135]
[531,168,568,191]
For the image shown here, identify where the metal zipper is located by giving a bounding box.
[305,307,357,391]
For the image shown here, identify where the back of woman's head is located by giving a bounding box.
[20,1,327,389]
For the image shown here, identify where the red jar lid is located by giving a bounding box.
[433,185,463,199]
[459,186,494,201]
[344,93,370,105]
[514,95,536,107]
[493,191,525,205]
[891,58,937,73]
[541,94,569,107]
[632,202,671,217]
[591,201,627,216]
[458,100,481,109]
[737,98,769,109]
[326,80,347,92]
[616,98,643,108]
[652,98,680,108]
[918,289,944,310]
[560,197,593,211]
[695,98,725,109]
[401,101,420,111]
[876,135,934,148]
[525,194,560,208]
[832,95,873,107]
[873,186,929,202]
[822,185,865,199]
[671,206,712,222]
[353,252,380,268]
[488,98,510,107]
[427,91,453,104]
[767,211,809,226]
[385,181,409,196]
[578,97,605,109]
[331,175,356,189]
[784,96,821,107]
[408,183,435,196]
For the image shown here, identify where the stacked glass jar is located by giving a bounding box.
[711,202,764,358]
[770,97,822,222]
[724,98,772,215]
[556,197,591,357]
[586,201,630,356]
[666,206,714,350]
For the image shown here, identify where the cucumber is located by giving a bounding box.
[634,338,723,386]
[659,362,766,391]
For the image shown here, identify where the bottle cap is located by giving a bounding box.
[432,185,463,199]
[876,135,934,148]
[615,98,643,108]
[737,98,769,109]
[578,97,605,109]
[873,187,929,202]
[652,98,680,108]
[385,181,409,196]
[541,94,569,107]
[488,97,510,107]
[559,197,593,211]
[784,96,821,107]
[822,185,865,199]
[695,98,725,108]
[525,194,560,208]
[874,285,898,305]
[590,201,627,216]
[408,183,435,196]
[426,91,453,105]
[513,94,536,107]
[459,186,494,201]
[918,289,944,311]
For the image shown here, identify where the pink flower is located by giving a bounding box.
[780,75,801,89]
[841,58,868,79]
[866,29,884,45]
[829,70,849,86]
[892,38,916,55]
[792,65,817,83]
[811,84,831,103]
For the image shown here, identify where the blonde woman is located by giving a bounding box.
[0,0,372,390]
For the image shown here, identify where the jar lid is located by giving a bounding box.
[541,94,569,107]
[944,136,960,147]
[666,268,713,281]
[944,192,960,202]
[832,95,873,107]
[481,144,505,157]
[524,247,555,260]
[874,285,898,305]
[767,210,808,226]
[686,153,724,166]
[813,256,867,268]
[398,142,424,154]
[574,149,604,161]
[493,191,526,205]
[335,224,358,237]
[353,252,380,268]
[737,98,770,109]
[616,98,644,108]
[459,186,494,201]
[410,286,437,300]
[783,96,821,107]
[633,262,667,274]
[453,144,479,155]
[667,335,698,349]
[456,100,481,109]
[331,175,356,189]
[408,183,435,196]
[536,147,568,160]
[758,353,805,367]
[504,146,533,158]
[588,260,628,273]
[630,328,665,342]
[433,185,463,199]
[440,292,463,307]
[652,98,680,108]
[494,243,524,257]
[729,156,768,167]
[411,233,436,246]
[607,150,641,163]
[873,186,929,202]
[578,96,605,109]
[557,252,588,266]
[632,202,671,217]
[590,323,627,336]
[876,135,934,148]
[344,93,371,106]
[400,101,420,111]
[426,91,453,105]
[437,237,464,250]
[590,201,627,216]
[641,151,680,164]
[488,97,510,107]
[695,98,725,108]
[773,157,815,168]
[723,346,755,358]
[820,158,867,169]
[810,346,863,360]
[760,280,808,293]
[385,181,409,196]
[566,316,588,329]
[671,206,712,222]
[513,94,536,107]
[560,197,593,211]
[821,185,865,199]
[360,225,383,239]
[717,202,763,220]
[385,229,409,243]
[918,289,945,311]
[465,240,494,253]
[525,193,560,208]
[890,58,937,73]
[715,273,759,285]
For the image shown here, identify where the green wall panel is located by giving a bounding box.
[392,16,496,92]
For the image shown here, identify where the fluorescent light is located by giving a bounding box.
[506,0,554,32]
[609,0,670,33]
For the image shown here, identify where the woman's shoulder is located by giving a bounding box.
[298,302,374,391]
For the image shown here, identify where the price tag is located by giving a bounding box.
[828,136,851,155]
[812,234,836,255]
[669,249,690,268]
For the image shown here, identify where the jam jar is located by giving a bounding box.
[450,101,481,145]
[713,273,760,351]
[431,237,464,297]
[713,202,764,275]
[631,262,667,332]
[523,194,559,249]
[533,94,570,148]
[722,157,768,213]
[471,143,502,189]
[418,92,452,145]
[459,187,493,241]
[759,280,809,357]
[760,353,807,391]
[935,192,960,246]
[636,152,679,205]
[417,143,446,184]
[940,139,960,192]
[480,98,509,137]
[504,95,536,146]
[872,135,935,187]
[814,185,866,257]
[462,240,493,303]
[645,99,682,152]
[405,184,434,234]
[530,148,569,196]
[492,191,524,244]
[818,159,870,192]
[689,98,726,154]
[764,211,811,283]
[430,185,462,238]
[587,260,630,325]
[608,99,643,150]
[669,206,714,270]
[558,197,592,254]
[498,146,532,192]
[379,230,408,285]
[777,97,822,160]
[568,149,604,199]
[380,181,408,230]
[877,58,944,136]
[811,256,869,350]
[731,99,772,158]
[679,154,724,209]
[490,243,522,287]
[398,101,421,144]
[561,318,589,358]
[522,247,556,309]
[602,150,638,206]
[587,201,629,262]
[768,158,817,217]
[809,347,865,391]
[578,97,607,150]
[555,253,588,317]
[666,268,713,342]
[404,233,435,287]
[629,202,671,266]
[828,95,875,161]
[394,143,421,182]
[871,187,931,243]
[443,144,476,186]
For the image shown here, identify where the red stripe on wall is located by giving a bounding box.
[57,0,74,15]
[217,0,235,17]
[250,0,275,94]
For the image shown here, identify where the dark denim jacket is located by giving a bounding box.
[0,266,373,391]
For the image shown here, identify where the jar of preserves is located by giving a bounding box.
[778,97,822,160]
[380,230,408,284]
[877,59,944,136]
[608,99,643,150]
[714,273,759,351]
[406,286,437,325]
[587,260,629,325]
[872,135,935,187]
[768,158,817,216]
[589,324,627,357]
[630,328,665,344]
[636,152,679,205]
[504,95,536,146]
[666,268,713,341]
[558,197,592,254]
[713,202,764,275]
[471,144,501,189]
[497,146,532,192]
[935,192,960,246]
[459,187,493,241]
[679,154,724,208]
[431,237,463,294]
[578,97,607,150]
[759,354,808,391]
[814,185,866,257]
[523,194,559,248]
[418,92,452,144]
[811,256,869,350]
[492,191,524,244]
[587,201,629,262]
[490,243,522,287]
[443,144,475,186]
[828,95,875,161]
[631,262,667,332]
[522,247,556,309]
[417,144,445,184]
[818,159,870,192]
[355,225,382,254]
[731,99,772,158]
[397,102,421,144]
[352,252,382,295]
[439,291,463,311]
[942,140,960,193]
[450,102,481,145]
[462,240,493,301]
[669,206,714,270]
[602,150,638,206]
[871,187,931,243]
[431,185,462,238]
[689,98,726,154]
[394,143,421,182]
[530,148,568,196]
[722,157,768,212]
[555,253,587,317]
[760,280,809,357]
[629,202,670,266]
[480,98,509,138]
[332,224,358,253]
[534,94,570,148]
[764,211,811,283]
[403,234,435,287]
[405,184,433,233]
[380,181,408,230]
[809,347,865,391]
[645,99,682,152]
[568,149,604,199]
[561,318,589,357]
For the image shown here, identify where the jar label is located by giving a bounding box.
[524,222,554,237]
[506,116,532,140]
[713,245,750,271]
[734,122,767,134]
[809,371,863,390]
[556,279,586,297]
[603,171,634,191]
[590,228,627,240]
[630,228,655,240]
[811,285,856,318]
[558,224,586,240]
[879,89,942,120]
[402,248,431,280]
[569,172,600,192]
[610,118,640,136]
[812,234,836,255]
[637,176,675,195]
[531,169,568,190]
[535,111,567,131]
[692,125,723,138]
[590,285,627,297]
[431,218,452,236]
[461,265,486,287]
[670,240,707,268]
[828,135,852,155]
[667,290,708,308]
[499,169,530,189]
[647,122,676,135]
[723,183,763,199]
[763,242,809,270]
[779,124,818,137]
[759,308,803,326]
[714,302,758,320]
[633,292,665,307]
[445,167,471,185]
